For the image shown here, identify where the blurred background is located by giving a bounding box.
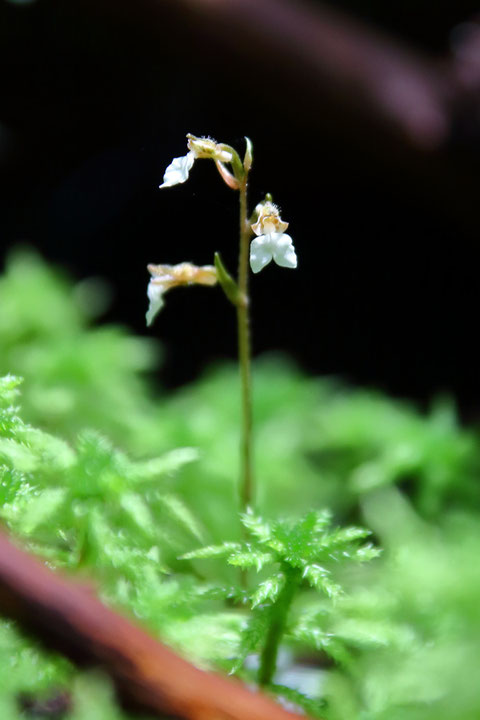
[2,0,480,412]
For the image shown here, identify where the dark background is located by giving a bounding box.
[2,0,480,414]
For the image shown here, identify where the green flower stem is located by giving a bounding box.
[258,569,300,686]
[237,177,253,514]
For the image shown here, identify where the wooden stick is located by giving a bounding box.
[80,0,455,149]
[0,530,307,720]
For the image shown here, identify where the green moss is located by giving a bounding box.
[1,250,480,718]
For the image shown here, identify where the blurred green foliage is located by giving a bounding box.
[1,250,480,719]
[0,250,161,452]
[325,488,480,720]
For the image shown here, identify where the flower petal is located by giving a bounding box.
[159,151,195,188]
[146,279,166,326]
[271,233,297,269]
[249,236,274,274]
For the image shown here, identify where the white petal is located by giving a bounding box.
[146,280,166,326]
[159,151,195,188]
[249,236,274,274]
[271,233,297,269]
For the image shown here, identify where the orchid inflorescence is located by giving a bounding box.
[147,133,298,544]
[145,133,297,325]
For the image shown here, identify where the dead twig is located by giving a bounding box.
[80,0,463,149]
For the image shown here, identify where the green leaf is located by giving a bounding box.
[0,437,37,472]
[327,526,372,546]
[20,488,67,534]
[120,492,155,537]
[214,252,241,306]
[251,573,285,608]
[268,684,326,719]
[227,549,274,571]
[0,374,23,395]
[133,447,199,479]
[241,509,272,544]
[291,622,338,653]
[230,610,270,674]
[302,564,342,598]
[24,428,75,471]
[159,493,205,542]
[180,542,241,560]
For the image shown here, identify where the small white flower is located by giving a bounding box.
[250,233,297,274]
[249,200,297,273]
[146,262,217,326]
[159,134,233,189]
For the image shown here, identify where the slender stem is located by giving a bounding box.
[237,178,254,513]
[258,570,299,686]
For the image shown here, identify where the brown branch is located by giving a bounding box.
[73,0,480,227]
[6,0,480,226]
[79,0,460,150]
[181,0,450,149]
[0,530,307,720]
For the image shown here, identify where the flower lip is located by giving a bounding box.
[249,233,297,274]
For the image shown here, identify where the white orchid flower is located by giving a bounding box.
[146,262,217,326]
[159,134,233,189]
[249,201,297,274]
